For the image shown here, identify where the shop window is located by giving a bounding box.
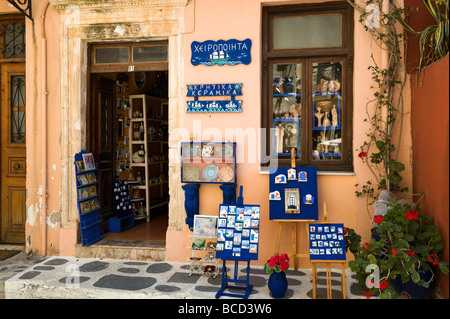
[90,41,168,72]
[262,2,354,172]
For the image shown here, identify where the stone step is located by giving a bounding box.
[75,239,165,261]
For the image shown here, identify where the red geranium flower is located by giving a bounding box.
[379,281,388,289]
[428,254,439,265]
[363,242,371,250]
[358,152,367,159]
[344,228,348,234]
[406,251,415,256]
[373,215,384,224]
[405,210,419,221]
[363,291,372,299]
[391,248,398,255]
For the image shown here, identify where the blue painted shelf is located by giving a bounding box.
[74,150,104,247]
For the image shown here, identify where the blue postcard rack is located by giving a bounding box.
[215,187,259,299]
[74,150,104,247]
[109,180,135,233]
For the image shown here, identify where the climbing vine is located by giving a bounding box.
[346,0,410,208]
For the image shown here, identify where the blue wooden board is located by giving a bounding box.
[215,204,260,261]
[308,223,346,261]
[269,166,318,221]
[187,100,242,113]
[187,83,243,97]
[191,39,252,66]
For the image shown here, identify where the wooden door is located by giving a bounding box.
[89,75,116,232]
[1,63,26,243]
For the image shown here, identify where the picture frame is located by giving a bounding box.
[273,118,300,156]
[82,152,96,171]
[193,215,218,238]
[86,172,97,184]
[87,185,97,197]
[77,174,89,186]
[90,198,100,211]
[81,201,91,214]
[75,161,85,172]
[78,187,89,200]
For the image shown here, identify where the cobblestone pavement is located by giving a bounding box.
[1,250,365,300]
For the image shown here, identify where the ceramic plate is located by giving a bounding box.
[202,164,219,182]
[183,165,200,182]
[218,165,234,182]
[182,144,198,158]
[202,144,214,157]
[221,144,234,158]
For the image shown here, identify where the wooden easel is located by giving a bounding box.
[273,219,315,270]
[273,149,313,270]
[310,202,347,299]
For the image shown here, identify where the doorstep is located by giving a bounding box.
[75,238,165,261]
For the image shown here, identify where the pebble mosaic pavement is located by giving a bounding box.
[1,255,367,299]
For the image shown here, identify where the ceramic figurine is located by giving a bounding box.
[287,168,296,180]
[275,174,287,184]
[323,111,331,127]
[269,190,281,201]
[331,105,338,127]
[315,106,324,127]
[303,194,314,205]
[298,171,307,182]
[182,184,200,231]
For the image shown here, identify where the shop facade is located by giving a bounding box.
[1,0,414,269]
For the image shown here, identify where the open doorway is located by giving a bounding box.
[87,41,169,245]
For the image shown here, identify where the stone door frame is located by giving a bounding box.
[51,0,187,241]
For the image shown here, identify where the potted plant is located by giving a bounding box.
[264,253,290,298]
[345,201,449,299]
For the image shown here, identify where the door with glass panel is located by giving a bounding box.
[1,63,26,243]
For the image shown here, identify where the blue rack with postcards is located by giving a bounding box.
[109,180,135,233]
[215,199,260,299]
[74,150,104,247]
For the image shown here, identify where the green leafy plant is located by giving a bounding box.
[400,0,449,75]
[345,201,449,299]
[346,0,410,206]
[264,254,290,275]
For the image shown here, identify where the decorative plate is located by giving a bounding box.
[182,144,198,158]
[221,144,234,158]
[202,164,219,182]
[202,144,214,157]
[328,80,341,93]
[218,165,234,182]
[183,165,200,182]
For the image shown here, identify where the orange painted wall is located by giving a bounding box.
[410,56,449,298]
[165,0,413,268]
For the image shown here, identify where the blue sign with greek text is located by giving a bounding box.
[191,39,252,66]
[186,83,243,113]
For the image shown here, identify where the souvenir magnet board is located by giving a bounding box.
[269,166,318,220]
[308,223,346,261]
[216,204,260,261]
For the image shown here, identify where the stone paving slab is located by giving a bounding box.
[2,253,366,299]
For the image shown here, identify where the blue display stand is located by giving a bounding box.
[74,150,104,247]
[215,187,259,299]
[269,166,319,221]
[109,180,135,233]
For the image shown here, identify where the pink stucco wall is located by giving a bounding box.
[166,0,413,268]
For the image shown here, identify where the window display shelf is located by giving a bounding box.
[181,142,237,184]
